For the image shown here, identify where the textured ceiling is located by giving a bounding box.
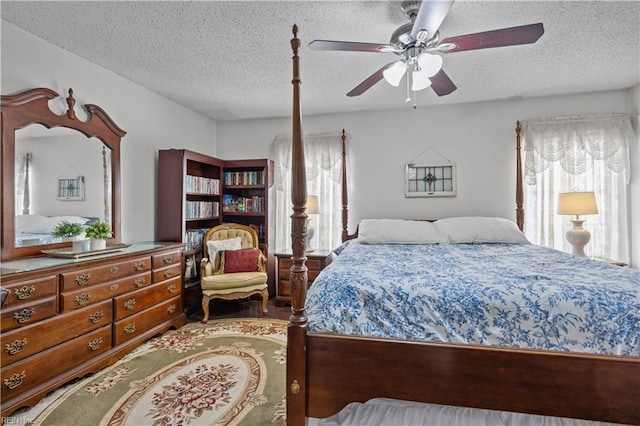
[2,1,639,121]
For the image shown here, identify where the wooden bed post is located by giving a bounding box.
[515,121,524,231]
[341,129,349,243]
[287,24,308,426]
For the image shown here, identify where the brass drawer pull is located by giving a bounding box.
[124,298,136,310]
[14,308,35,324]
[163,255,173,264]
[164,269,174,279]
[133,261,145,271]
[88,337,103,351]
[4,371,26,390]
[124,323,136,334]
[167,304,176,314]
[134,277,146,288]
[75,294,91,306]
[5,338,28,355]
[75,273,91,286]
[110,266,119,274]
[167,284,177,293]
[14,285,35,300]
[89,311,104,324]
[110,284,119,291]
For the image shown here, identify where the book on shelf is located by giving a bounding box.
[185,201,219,219]
[185,175,220,195]
[184,228,210,251]
[223,170,264,186]
[222,195,264,212]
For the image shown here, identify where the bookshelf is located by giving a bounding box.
[222,159,275,295]
[157,149,224,313]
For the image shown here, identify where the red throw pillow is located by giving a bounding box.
[222,248,260,273]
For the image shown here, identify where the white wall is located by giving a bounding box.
[217,89,639,267]
[1,21,218,242]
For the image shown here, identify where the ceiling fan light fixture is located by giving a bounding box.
[383,61,408,86]
[411,69,432,91]
[417,52,443,77]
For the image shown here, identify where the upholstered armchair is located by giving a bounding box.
[200,223,268,322]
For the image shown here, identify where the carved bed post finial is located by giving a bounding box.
[287,23,308,426]
[66,88,76,119]
[515,120,524,231]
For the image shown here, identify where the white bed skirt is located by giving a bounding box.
[308,398,615,426]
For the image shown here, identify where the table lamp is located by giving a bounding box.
[306,195,319,252]
[557,191,598,257]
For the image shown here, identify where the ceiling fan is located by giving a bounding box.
[309,0,544,100]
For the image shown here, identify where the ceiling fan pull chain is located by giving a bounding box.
[405,67,411,103]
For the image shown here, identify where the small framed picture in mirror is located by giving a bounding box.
[57,176,85,200]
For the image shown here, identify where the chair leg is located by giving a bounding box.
[201,295,212,323]
[260,288,269,315]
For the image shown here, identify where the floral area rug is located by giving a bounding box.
[15,319,287,425]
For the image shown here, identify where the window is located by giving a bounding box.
[522,114,633,263]
[272,132,350,252]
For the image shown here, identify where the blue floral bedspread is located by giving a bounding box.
[306,241,640,356]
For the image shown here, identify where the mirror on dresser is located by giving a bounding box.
[1,87,126,260]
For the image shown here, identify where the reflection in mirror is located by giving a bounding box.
[14,126,112,248]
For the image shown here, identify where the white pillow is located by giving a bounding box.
[433,216,530,244]
[21,215,89,234]
[358,219,448,244]
[15,214,47,232]
[206,236,242,260]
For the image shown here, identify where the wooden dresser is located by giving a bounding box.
[275,250,333,306]
[0,242,186,417]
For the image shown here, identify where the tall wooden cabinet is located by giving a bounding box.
[157,150,224,312]
[222,159,275,295]
[0,242,186,417]
[156,151,274,311]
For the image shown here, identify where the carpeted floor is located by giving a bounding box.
[11,318,287,425]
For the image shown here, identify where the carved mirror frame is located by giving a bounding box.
[1,87,126,260]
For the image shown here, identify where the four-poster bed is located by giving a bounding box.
[286,25,639,426]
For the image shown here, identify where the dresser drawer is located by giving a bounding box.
[60,256,151,291]
[1,300,113,367]
[152,264,181,283]
[152,249,182,269]
[0,326,112,402]
[1,276,57,308]
[278,269,321,282]
[59,272,150,313]
[1,296,57,332]
[113,277,182,321]
[113,296,182,346]
[278,258,325,271]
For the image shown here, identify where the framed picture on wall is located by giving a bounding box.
[57,176,85,200]
[405,163,456,198]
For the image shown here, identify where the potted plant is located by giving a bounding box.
[51,220,89,252]
[85,221,112,250]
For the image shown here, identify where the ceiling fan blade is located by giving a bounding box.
[440,23,544,53]
[430,69,457,96]
[309,40,396,53]
[347,62,397,97]
[411,0,455,41]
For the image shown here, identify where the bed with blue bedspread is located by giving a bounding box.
[307,240,639,356]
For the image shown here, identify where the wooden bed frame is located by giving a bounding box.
[285,26,639,426]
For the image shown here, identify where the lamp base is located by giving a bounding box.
[566,219,591,257]
[306,218,315,253]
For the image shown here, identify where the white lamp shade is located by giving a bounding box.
[557,191,598,215]
[411,70,432,91]
[416,52,443,77]
[382,61,407,86]
[306,195,319,215]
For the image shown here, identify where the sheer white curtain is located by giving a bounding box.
[272,132,350,252]
[522,113,634,263]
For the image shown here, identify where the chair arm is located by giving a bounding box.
[201,257,213,278]
[257,251,267,273]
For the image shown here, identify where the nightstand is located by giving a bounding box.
[275,250,333,306]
